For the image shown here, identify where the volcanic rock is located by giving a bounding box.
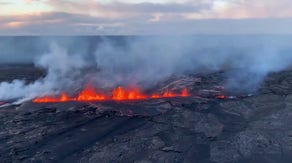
[0,66,291,163]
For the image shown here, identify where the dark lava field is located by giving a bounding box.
[0,65,291,163]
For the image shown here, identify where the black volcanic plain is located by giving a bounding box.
[0,65,291,163]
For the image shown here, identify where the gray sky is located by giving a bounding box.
[1,0,292,35]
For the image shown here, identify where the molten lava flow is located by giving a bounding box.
[162,88,188,98]
[127,88,146,100]
[112,86,126,100]
[33,85,190,103]
[33,92,71,103]
[113,86,146,100]
[181,88,189,97]
[151,94,161,99]
[77,84,106,101]
[33,95,61,103]
[162,90,176,98]
[60,92,71,102]
[216,95,226,99]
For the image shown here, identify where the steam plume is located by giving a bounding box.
[0,36,291,101]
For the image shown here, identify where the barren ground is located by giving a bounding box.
[0,65,291,163]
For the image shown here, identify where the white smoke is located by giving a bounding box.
[0,36,291,102]
[92,37,292,92]
[0,43,87,101]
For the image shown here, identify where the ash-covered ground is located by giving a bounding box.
[0,65,292,163]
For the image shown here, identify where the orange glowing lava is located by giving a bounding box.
[181,88,189,97]
[77,84,106,101]
[112,86,147,100]
[33,95,62,103]
[216,95,226,99]
[151,94,161,99]
[32,85,190,103]
[162,90,176,98]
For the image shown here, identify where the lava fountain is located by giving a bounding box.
[32,84,189,103]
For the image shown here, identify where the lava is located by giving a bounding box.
[151,94,161,99]
[77,84,106,101]
[112,86,146,100]
[162,90,176,98]
[33,95,62,103]
[216,95,226,99]
[181,88,189,97]
[32,85,190,103]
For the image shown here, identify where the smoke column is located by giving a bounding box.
[0,36,291,102]
[0,43,88,101]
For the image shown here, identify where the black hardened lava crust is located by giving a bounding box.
[0,65,291,163]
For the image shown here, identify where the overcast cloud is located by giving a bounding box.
[0,0,292,35]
